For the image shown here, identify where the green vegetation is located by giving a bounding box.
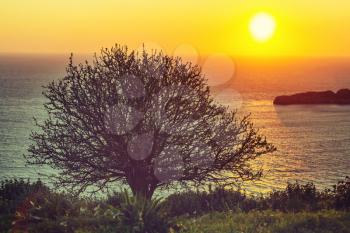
[0,180,171,233]
[1,178,350,233]
[177,210,350,233]
[163,178,350,216]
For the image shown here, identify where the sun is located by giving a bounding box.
[249,13,276,42]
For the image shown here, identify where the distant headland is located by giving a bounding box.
[273,89,350,105]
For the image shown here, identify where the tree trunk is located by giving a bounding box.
[126,166,158,200]
[129,181,156,200]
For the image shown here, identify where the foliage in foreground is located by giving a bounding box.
[163,177,350,217]
[0,180,170,233]
[177,210,350,233]
[1,178,350,232]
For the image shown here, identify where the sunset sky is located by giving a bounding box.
[1,0,350,57]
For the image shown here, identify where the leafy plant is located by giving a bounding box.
[266,182,319,212]
[332,176,350,210]
[0,179,49,232]
[0,179,49,215]
[116,191,171,233]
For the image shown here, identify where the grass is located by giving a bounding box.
[66,211,350,233]
[177,210,350,233]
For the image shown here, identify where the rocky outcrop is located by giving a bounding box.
[273,89,350,105]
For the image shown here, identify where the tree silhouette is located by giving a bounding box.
[26,45,275,199]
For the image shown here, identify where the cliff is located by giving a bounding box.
[273,89,350,105]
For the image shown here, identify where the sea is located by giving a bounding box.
[0,54,350,194]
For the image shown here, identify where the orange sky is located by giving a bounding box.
[1,0,350,57]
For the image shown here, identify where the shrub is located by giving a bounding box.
[265,182,320,212]
[332,176,350,210]
[0,179,49,232]
[163,179,350,216]
[7,187,172,233]
[106,191,124,208]
[0,178,49,215]
[162,188,256,217]
[11,192,119,233]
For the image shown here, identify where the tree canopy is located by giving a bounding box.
[27,45,275,199]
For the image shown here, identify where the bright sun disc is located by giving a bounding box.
[249,13,276,42]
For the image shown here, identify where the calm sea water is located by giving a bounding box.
[0,54,350,193]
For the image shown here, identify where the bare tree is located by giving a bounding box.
[26,45,275,199]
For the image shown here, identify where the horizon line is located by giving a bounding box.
[1,52,350,60]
